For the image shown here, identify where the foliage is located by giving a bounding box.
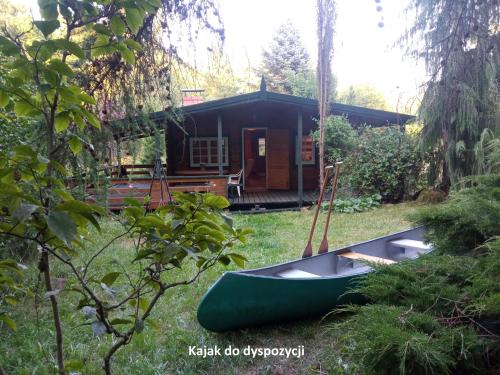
[403,0,500,189]
[329,176,500,374]
[0,1,230,373]
[285,68,337,100]
[334,304,485,375]
[0,146,248,373]
[260,20,310,94]
[334,248,500,374]
[0,112,37,158]
[346,127,423,202]
[1,203,422,373]
[337,84,390,110]
[411,174,500,255]
[321,194,381,214]
[312,115,358,162]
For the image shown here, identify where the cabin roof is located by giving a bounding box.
[111,87,415,139]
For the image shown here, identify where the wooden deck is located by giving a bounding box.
[229,190,321,206]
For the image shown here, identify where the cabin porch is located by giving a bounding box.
[229,190,322,207]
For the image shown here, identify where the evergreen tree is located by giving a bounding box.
[403,0,499,190]
[261,20,310,93]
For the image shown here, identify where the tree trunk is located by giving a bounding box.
[316,0,335,189]
[40,251,65,374]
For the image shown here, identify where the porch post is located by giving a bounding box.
[217,113,223,175]
[297,111,304,207]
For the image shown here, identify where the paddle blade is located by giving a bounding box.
[302,242,313,258]
[318,237,329,254]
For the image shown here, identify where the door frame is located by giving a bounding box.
[241,127,268,190]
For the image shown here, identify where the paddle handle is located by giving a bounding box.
[302,165,333,258]
[318,162,342,254]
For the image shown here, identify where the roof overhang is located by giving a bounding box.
[111,89,416,139]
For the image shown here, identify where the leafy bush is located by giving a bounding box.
[411,174,500,255]
[312,115,359,162]
[321,194,381,213]
[346,127,423,202]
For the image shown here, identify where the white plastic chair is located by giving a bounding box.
[228,169,243,197]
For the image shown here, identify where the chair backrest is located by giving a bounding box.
[228,169,243,184]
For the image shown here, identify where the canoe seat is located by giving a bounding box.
[340,251,395,265]
[389,239,432,252]
[276,268,321,279]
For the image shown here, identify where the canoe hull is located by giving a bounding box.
[197,271,367,332]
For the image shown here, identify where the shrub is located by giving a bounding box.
[334,304,485,375]
[411,174,500,255]
[346,127,423,202]
[312,115,359,162]
[321,194,381,213]
[327,175,500,374]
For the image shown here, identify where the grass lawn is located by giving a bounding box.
[1,202,427,374]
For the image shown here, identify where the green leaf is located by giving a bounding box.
[138,297,148,312]
[54,112,71,132]
[0,314,16,331]
[0,91,10,108]
[101,272,121,286]
[110,15,126,36]
[12,204,39,222]
[147,0,162,7]
[4,296,18,305]
[93,23,112,36]
[0,36,20,56]
[46,210,76,245]
[38,0,58,20]
[47,59,74,77]
[68,135,83,154]
[218,255,231,266]
[81,109,100,129]
[14,101,40,116]
[228,253,247,268]
[52,39,84,59]
[78,92,96,105]
[204,195,230,209]
[118,45,135,65]
[34,20,60,38]
[56,199,105,216]
[124,38,143,51]
[126,8,143,34]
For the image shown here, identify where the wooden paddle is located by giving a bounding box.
[318,161,342,254]
[302,165,333,258]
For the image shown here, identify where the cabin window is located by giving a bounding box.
[258,138,266,156]
[189,137,229,167]
[295,135,315,165]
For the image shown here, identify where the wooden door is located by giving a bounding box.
[267,129,290,189]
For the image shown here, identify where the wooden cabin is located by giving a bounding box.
[105,82,414,209]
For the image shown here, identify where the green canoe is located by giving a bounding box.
[197,227,432,332]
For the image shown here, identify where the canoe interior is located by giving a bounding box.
[240,227,430,279]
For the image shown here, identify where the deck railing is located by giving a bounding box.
[87,168,228,209]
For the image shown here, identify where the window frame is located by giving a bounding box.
[295,135,316,166]
[189,136,229,167]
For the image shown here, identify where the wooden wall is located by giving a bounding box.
[167,102,320,191]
